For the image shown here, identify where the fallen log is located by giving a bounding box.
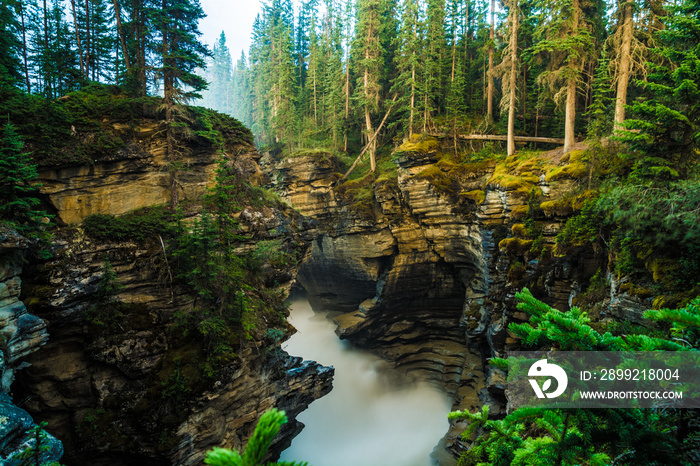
[340,94,398,182]
[429,133,565,144]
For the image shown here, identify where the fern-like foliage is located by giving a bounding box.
[511,288,626,350]
[204,409,308,466]
[450,288,698,465]
[512,288,697,351]
[645,298,700,349]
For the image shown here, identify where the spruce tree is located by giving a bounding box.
[259,0,297,148]
[445,0,468,149]
[201,31,232,113]
[450,288,699,465]
[352,0,387,171]
[231,51,252,129]
[88,0,117,82]
[0,0,23,90]
[423,0,447,132]
[619,0,700,181]
[530,0,594,152]
[152,0,209,208]
[322,0,346,148]
[390,0,423,139]
[0,121,44,230]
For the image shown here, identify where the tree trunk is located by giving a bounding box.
[431,133,565,144]
[364,11,375,172]
[614,0,634,130]
[487,0,495,123]
[84,0,90,78]
[344,62,349,150]
[342,94,397,181]
[18,0,30,92]
[564,0,581,153]
[133,0,146,95]
[313,66,318,125]
[409,63,415,139]
[161,2,177,209]
[451,17,457,153]
[564,76,576,153]
[424,88,431,132]
[42,0,50,97]
[112,0,131,71]
[70,0,85,77]
[507,0,519,156]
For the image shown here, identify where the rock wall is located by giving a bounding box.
[14,117,333,464]
[16,210,333,465]
[0,228,63,464]
[37,120,264,226]
[274,141,608,459]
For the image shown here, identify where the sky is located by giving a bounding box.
[198,0,265,62]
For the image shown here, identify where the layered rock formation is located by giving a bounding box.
[0,228,63,464]
[18,225,333,465]
[38,120,264,226]
[275,139,606,459]
[13,113,333,465]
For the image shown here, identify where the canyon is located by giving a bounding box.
[2,114,652,464]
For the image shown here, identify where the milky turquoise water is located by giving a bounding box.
[278,297,452,466]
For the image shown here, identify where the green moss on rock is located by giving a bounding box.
[397,134,440,153]
[461,190,486,204]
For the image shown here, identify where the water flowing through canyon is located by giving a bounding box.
[279,295,453,466]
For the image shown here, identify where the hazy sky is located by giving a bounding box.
[198,0,265,62]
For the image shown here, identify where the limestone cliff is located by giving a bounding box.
[37,122,262,226]
[13,109,333,465]
[274,138,608,458]
[0,227,63,464]
[18,224,332,465]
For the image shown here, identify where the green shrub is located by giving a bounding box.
[82,206,171,242]
[204,409,307,466]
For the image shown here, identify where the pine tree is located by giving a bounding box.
[510,287,693,351]
[586,47,613,138]
[305,11,321,129]
[152,0,209,209]
[612,0,634,130]
[27,0,81,98]
[0,121,45,230]
[13,0,32,92]
[499,0,519,155]
[201,31,232,113]
[121,0,152,95]
[231,51,251,128]
[322,0,346,148]
[445,0,467,149]
[530,0,594,152]
[0,0,24,90]
[204,409,307,466]
[88,0,117,82]
[261,0,297,148]
[341,0,354,151]
[390,0,423,139]
[486,0,495,124]
[14,422,56,466]
[49,0,81,94]
[352,0,386,171]
[619,0,700,181]
[450,288,699,466]
[423,0,447,131]
[295,0,317,106]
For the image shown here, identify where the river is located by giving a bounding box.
[278,296,453,466]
